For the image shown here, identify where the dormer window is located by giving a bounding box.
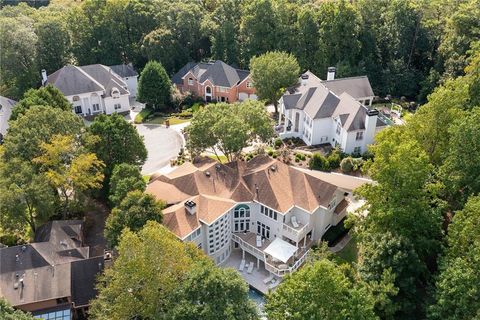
[112,88,120,99]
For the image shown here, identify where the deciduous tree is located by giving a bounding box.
[33,134,104,217]
[0,298,35,320]
[249,51,300,113]
[108,163,146,207]
[11,85,72,121]
[105,190,163,248]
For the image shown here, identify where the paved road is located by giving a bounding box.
[136,124,183,175]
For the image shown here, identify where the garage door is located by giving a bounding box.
[239,92,248,101]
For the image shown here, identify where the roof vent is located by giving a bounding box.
[185,200,197,215]
[367,109,379,116]
[215,164,221,170]
[270,165,277,172]
[60,241,67,248]
[21,245,26,252]
[205,171,211,177]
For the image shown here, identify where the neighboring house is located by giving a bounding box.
[109,64,139,98]
[146,155,369,292]
[44,64,131,117]
[0,96,15,142]
[0,220,109,319]
[277,68,388,154]
[172,60,257,103]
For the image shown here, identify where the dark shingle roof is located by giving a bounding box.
[47,64,128,97]
[71,256,104,307]
[172,60,250,87]
[322,76,374,99]
[109,64,138,78]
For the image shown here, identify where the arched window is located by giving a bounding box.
[206,86,212,94]
[111,87,120,99]
[233,204,250,233]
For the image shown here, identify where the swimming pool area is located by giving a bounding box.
[249,287,266,318]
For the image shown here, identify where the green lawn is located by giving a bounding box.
[207,154,228,163]
[146,115,191,125]
[336,237,358,265]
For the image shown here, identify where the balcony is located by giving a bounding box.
[333,199,349,226]
[265,240,312,277]
[282,220,309,242]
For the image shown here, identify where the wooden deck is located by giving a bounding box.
[222,249,281,294]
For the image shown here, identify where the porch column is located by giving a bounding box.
[278,110,282,125]
[257,257,260,269]
[242,249,245,259]
[303,236,306,247]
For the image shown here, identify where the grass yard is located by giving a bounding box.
[146,115,191,125]
[336,237,358,265]
[207,154,229,163]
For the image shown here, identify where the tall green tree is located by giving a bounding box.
[33,134,104,217]
[0,15,38,99]
[91,221,258,319]
[105,190,163,248]
[35,17,71,74]
[2,106,85,162]
[0,156,55,235]
[88,113,147,191]
[108,163,146,207]
[137,61,172,111]
[186,100,274,161]
[11,85,72,121]
[266,259,378,320]
[167,261,258,320]
[249,51,300,113]
[428,195,480,320]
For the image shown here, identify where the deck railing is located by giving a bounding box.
[264,249,310,277]
[232,233,264,260]
[282,223,308,241]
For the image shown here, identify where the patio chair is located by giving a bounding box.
[263,274,275,284]
[247,262,254,274]
[269,279,280,290]
[238,259,245,272]
[256,235,262,247]
[291,216,299,228]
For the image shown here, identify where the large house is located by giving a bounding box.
[172,60,257,103]
[43,64,131,117]
[0,220,108,319]
[109,64,139,98]
[277,68,388,154]
[0,96,15,142]
[146,155,369,292]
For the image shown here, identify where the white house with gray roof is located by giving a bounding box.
[277,70,387,154]
[109,64,138,97]
[44,64,131,117]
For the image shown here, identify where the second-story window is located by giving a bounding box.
[356,131,364,141]
[188,78,193,85]
[233,205,250,232]
[246,81,254,88]
[336,123,341,135]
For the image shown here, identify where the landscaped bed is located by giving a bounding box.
[321,218,351,247]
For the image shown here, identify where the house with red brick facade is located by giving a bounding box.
[172,60,257,103]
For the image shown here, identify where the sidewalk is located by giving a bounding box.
[329,234,351,253]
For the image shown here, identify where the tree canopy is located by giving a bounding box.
[105,190,163,248]
[0,298,35,320]
[265,259,378,320]
[249,51,300,112]
[108,163,146,207]
[186,100,274,161]
[91,221,258,319]
[137,60,172,111]
[11,85,72,121]
[88,113,147,192]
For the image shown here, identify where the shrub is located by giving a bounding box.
[134,108,153,124]
[362,150,374,161]
[177,110,193,118]
[309,153,330,171]
[267,150,274,156]
[274,138,283,149]
[340,157,354,173]
[327,150,341,169]
[352,157,364,171]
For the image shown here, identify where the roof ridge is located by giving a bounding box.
[322,75,368,82]
[77,66,106,91]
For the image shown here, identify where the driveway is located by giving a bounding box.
[136,124,183,175]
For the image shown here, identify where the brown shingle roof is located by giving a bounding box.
[147,156,348,238]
